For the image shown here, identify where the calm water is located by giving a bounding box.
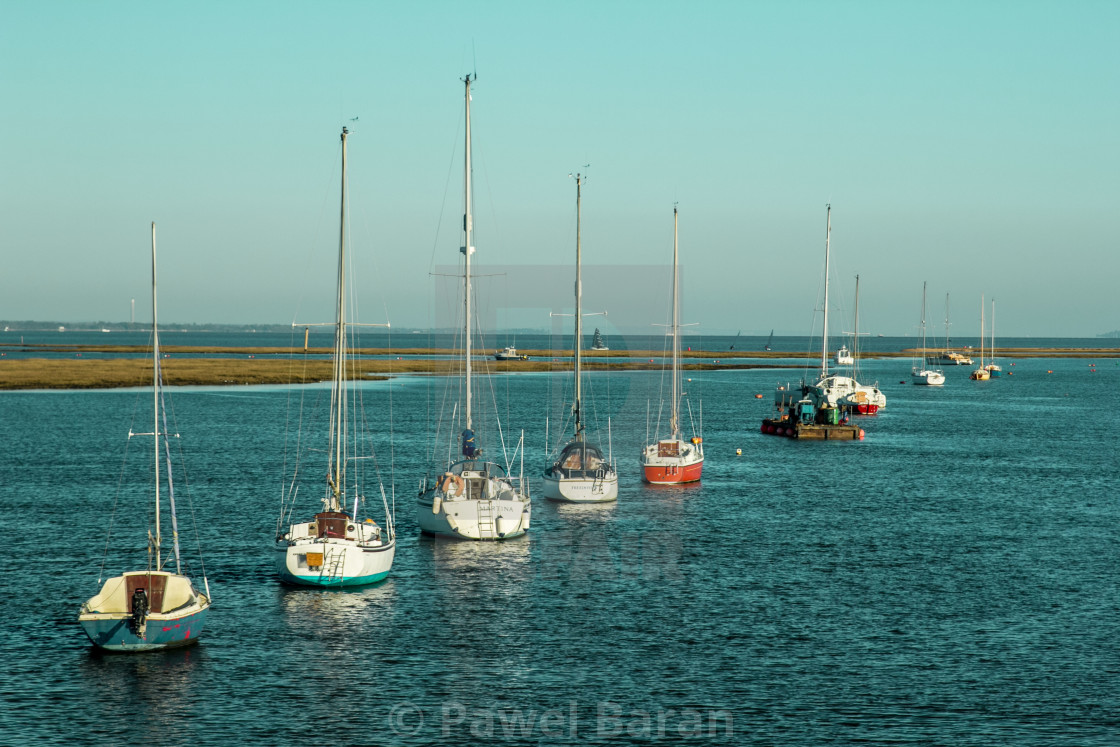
[2,355,1119,745]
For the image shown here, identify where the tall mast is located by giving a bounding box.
[462,74,474,431]
[821,204,831,378]
[944,293,951,347]
[573,173,584,438]
[328,126,349,512]
[853,274,860,361]
[920,281,928,354]
[151,221,161,568]
[670,205,681,439]
[979,294,985,366]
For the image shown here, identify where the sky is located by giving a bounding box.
[2,0,1117,337]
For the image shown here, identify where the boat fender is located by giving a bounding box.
[432,495,442,514]
[859,429,865,440]
[440,472,465,496]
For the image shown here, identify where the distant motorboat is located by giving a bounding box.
[494,345,528,361]
[834,344,854,366]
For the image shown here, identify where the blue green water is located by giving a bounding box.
[2,354,1118,745]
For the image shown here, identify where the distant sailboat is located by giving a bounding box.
[985,298,1002,377]
[764,329,773,351]
[590,327,609,351]
[805,206,886,412]
[934,293,973,365]
[78,223,212,652]
[542,172,618,502]
[911,281,946,386]
[970,294,991,381]
[640,206,704,484]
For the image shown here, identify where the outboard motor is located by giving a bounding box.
[130,587,149,635]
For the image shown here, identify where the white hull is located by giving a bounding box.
[276,536,395,587]
[911,368,946,386]
[418,461,530,540]
[417,493,530,539]
[809,375,887,410]
[541,471,618,502]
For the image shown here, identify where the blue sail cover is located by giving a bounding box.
[461,429,478,458]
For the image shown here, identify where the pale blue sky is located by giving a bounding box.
[2,1,1116,336]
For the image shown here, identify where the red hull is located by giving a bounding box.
[642,460,703,484]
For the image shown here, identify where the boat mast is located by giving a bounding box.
[979,294,985,367]
[327,126,349,512]
[920,281,928,360]
[821,204,831,378]
[573,172,584,439]
[944,293,951,348]
[671,205,681,439]
[151,222,162,570]
[853,274,860,362]
[462,74,474,432]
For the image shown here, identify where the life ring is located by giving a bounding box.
[440,472,465,496]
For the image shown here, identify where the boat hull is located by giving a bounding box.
[541,471,618,502]
[417,493,530,540]
[640,439,704,484]
[912,369,946,386]
[79,606,208,652]
[78,572,210,652]
[641,459,703,484]
[761,418,865,440]
[276,539,395,587]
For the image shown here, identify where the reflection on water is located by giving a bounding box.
[279,580,399,631]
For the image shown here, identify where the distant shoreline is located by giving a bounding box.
[0,344,1116,390]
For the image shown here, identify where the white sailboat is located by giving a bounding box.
[543,172,618,502]
[934,293,973,365]
[275,127,396,586]
[985,298,1002,376]
[641,206,704,484]
[912,281,946,386]
[417,74,531,540]
[79,224,211,651]
[970,294,991,381]
[806,205,887,412]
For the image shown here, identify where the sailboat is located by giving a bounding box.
[970,294,991,381]
[641,206,704,484]
[911,282,946,385]
[985,298,1002,376]
[416,74,531,539]
[805,205,887,412]
[543,173,618,502]
[275,127,396,587]
[764,330,773,351]
[78,223,211,651]
[590,328,609,351]
[933,293,972,365]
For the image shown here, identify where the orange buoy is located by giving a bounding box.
[754,393,763,399]
[858,429,865,440]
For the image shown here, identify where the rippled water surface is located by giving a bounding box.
[2,356,1118,745]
